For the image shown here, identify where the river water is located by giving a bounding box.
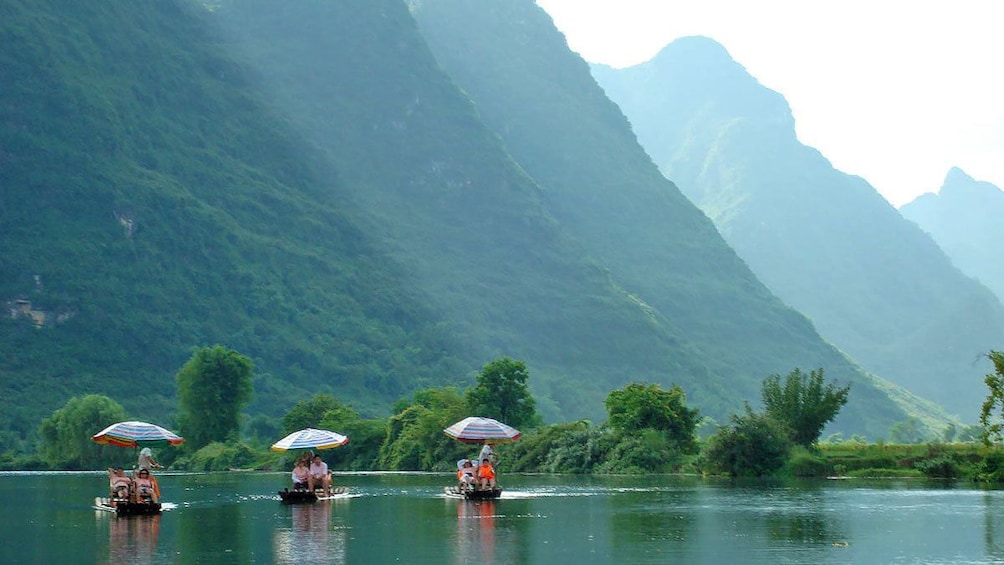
[3,471,1004,564]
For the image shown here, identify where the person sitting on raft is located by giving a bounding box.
[477,458,497,491]
[308,454,333,496]
[108,466,133,500]
[133,468,159,503]
[457,459,476,492]
[291,459,310,490]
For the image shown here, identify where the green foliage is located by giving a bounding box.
[379,387,469,471]
[701,407,790,477]
[466,357,540,430]
[38,394,128,469]
[282,393,345,435]
[177,441,258,472]
[177,346,253,450]
[761,368,849,447]
[605,383,699,452]
[914,455,960,479]
[974,449,1004,482]
[979,351,1004,446]
[505,421,607,473]
[783,446,829,478]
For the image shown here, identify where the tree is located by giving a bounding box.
[605,383,699,452]
[465,357,539,429]
[761,368,849,447]
[979,351,1004,446]
[282,393,345,435]
[176,345,253,450]
[39,394,127,469]
[701,406,790,477]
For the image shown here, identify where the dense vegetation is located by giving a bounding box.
[17,353,1004,485]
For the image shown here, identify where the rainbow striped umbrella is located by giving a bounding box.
[92,421,184,448]
[444,417,521,444]
[270,428,349,452]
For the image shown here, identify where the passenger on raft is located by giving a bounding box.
[291,459,310,490]
[457,459,476,492]
[133,468,159,503]
[108,466,133,500]
[477,458,497,491]
[308,455,333,496]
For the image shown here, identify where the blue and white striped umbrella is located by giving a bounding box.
[270,428,349,452]
[444,417,521,444]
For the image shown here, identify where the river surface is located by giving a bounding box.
[3,471,1004,564]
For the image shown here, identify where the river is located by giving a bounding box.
[3,471,1003,563]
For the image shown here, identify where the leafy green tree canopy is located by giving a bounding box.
[466,357,539,430]
[176,345,253,450]
[282,393,345,435]
[605,383,699,452]
[381,387,468,471]
[39,394,127,469]
[761,368,849,447]
[979,351,1004,446]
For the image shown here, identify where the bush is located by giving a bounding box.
[176,441,259,472]
[785,447,829,477]
[700,409,790,477]
[914,455,960,479]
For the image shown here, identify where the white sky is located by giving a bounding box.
[536,0,1004,207]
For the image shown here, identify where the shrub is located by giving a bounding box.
[700,409,790,477]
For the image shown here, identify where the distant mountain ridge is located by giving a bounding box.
[901,168,1004,303]
[592,36,1004,418]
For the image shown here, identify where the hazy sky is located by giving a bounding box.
[536,0,1004,207]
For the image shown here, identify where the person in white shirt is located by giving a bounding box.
[308,455,332,495]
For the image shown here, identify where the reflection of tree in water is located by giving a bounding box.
[178,503,250,563]
[107,514,160,564]
[273,502,347,564]
[984,492,1004,558]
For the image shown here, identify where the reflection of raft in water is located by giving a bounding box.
[279,486,349,503]
[444,486,502,499]
[93,497,162,516]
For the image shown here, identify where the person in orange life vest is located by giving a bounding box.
[134,468,159,503]
[457,459,476,492]
[477,458,496,490]
[108,466,133,500]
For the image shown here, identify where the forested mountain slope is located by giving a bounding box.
[592,36,1004,418]
[0,0,952,449]
[408,0,953,435]
[0,0,472,446]
[901,169,1004,303]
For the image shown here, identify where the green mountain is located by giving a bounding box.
[591,36,1004,419]
[0,0,948,449]
[407,0,954,435]
[901,168,1004,303]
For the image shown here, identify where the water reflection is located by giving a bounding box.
[273,503,347,564]
[454,499,498,564]
[106,514,160,564]
[985,491,1004,558]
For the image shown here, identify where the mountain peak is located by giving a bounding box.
[939,167,1003,201]
[942,166,975,189]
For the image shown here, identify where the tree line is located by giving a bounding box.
[18,346,1004,480]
